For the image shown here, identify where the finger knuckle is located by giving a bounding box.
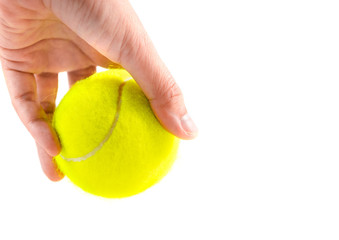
[1,57,35,73]
[69,65,96,77]
[13,90,35,104]
[26,116,45,129]
[152,76,183,108]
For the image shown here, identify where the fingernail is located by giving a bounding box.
[181,113,198,137]
[53,157,64,179]
[56,166,64,179]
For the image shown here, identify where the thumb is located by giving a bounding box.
[120,36,198,139]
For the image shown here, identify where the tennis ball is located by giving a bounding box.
[53,69,179,198]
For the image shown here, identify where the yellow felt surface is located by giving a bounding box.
[53,69,179,198]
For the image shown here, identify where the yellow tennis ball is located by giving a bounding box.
[53,69,179,198]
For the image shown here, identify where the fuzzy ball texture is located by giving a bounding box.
[53,69,179,198]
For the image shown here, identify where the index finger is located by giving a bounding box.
[2,66,60,156]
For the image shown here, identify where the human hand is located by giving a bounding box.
[0,0,198,181]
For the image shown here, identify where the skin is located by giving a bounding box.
[0,0,198,181]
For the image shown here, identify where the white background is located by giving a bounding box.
[1,0,339,239]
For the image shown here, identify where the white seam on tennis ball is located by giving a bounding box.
[60,78,131,162]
